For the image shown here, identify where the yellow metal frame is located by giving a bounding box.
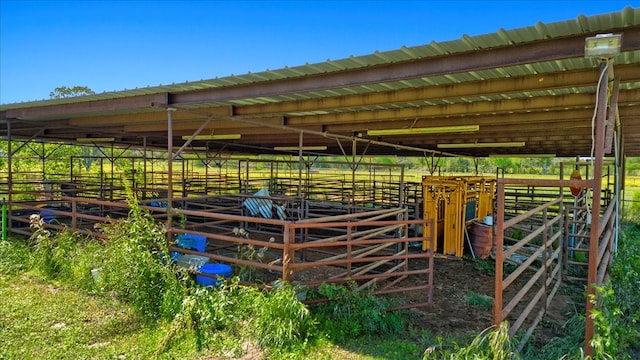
[421,176,496,257]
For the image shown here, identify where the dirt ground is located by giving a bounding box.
[229,239,581,347]
[401,256,581,346]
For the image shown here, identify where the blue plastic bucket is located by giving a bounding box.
[39,209,58,224]
[177,234,207,252]
[196,263,233,287]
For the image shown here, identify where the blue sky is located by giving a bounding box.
[0,0,636,104]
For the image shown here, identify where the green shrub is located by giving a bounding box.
[590,224,640,359]
[253,280,317,349]
[158,278,316,355]
[310,282,405,342]
[96,192,188,321]
[157,286,235,354]
[588,286,619,360]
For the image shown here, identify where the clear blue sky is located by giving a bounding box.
[0,0,636,104]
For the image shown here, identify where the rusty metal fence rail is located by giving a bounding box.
[494,181,567,351]
[8,194,434,310]
[287,212,435,309]
[155,205,436,309]
[594,194,617,287]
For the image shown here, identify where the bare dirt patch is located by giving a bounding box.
[403,257,494,337]
[402,256,581,345]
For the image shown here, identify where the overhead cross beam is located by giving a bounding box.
[170,26,640,105]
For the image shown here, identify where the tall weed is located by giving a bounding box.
[69,239,107,292]
[28,215,79,280]
[158,278,316,355]
[0,238,30,275]
[310,282,405,342]
[588,223,640,359]
[96,191,188,321]
[423,321,520,360]
[157,286,235,354]
[253,280,317,349]
[524,315,586,360]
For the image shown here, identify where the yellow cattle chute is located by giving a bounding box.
[421,176,496,258]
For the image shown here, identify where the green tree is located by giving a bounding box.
[627,157,640,176]
[491,157,516,174]
[49,86,95,99]
[0,142,6,169]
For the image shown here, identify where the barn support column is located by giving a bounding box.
[351,139,357,209]
[298,132,303,198]
[6,119,12,235]
[40,143,45,180]
[143,136,148,193]
[612,80,622,254]
[613,117,621,253]
[584,60,611,356]
[166,108,176,245]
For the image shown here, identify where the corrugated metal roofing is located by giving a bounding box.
[1,6,639,158]
[2,6,637,110]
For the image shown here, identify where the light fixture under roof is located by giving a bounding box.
[273,146,328,151]
[367,125,479,136]
[437,142,525,149]
[584,33,622,58]
[181,134,241,140]
[76,137,115,143]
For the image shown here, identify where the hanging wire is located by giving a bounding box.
[590,60,610,160]
[587,59,611,224]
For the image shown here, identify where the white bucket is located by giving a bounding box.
[91,268,102,283]
[483,216,494,226]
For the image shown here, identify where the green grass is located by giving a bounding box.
[0,273,402,360]
[0,273,192,360]
[466,291,493,309]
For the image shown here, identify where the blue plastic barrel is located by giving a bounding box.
[196,263,233,287]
